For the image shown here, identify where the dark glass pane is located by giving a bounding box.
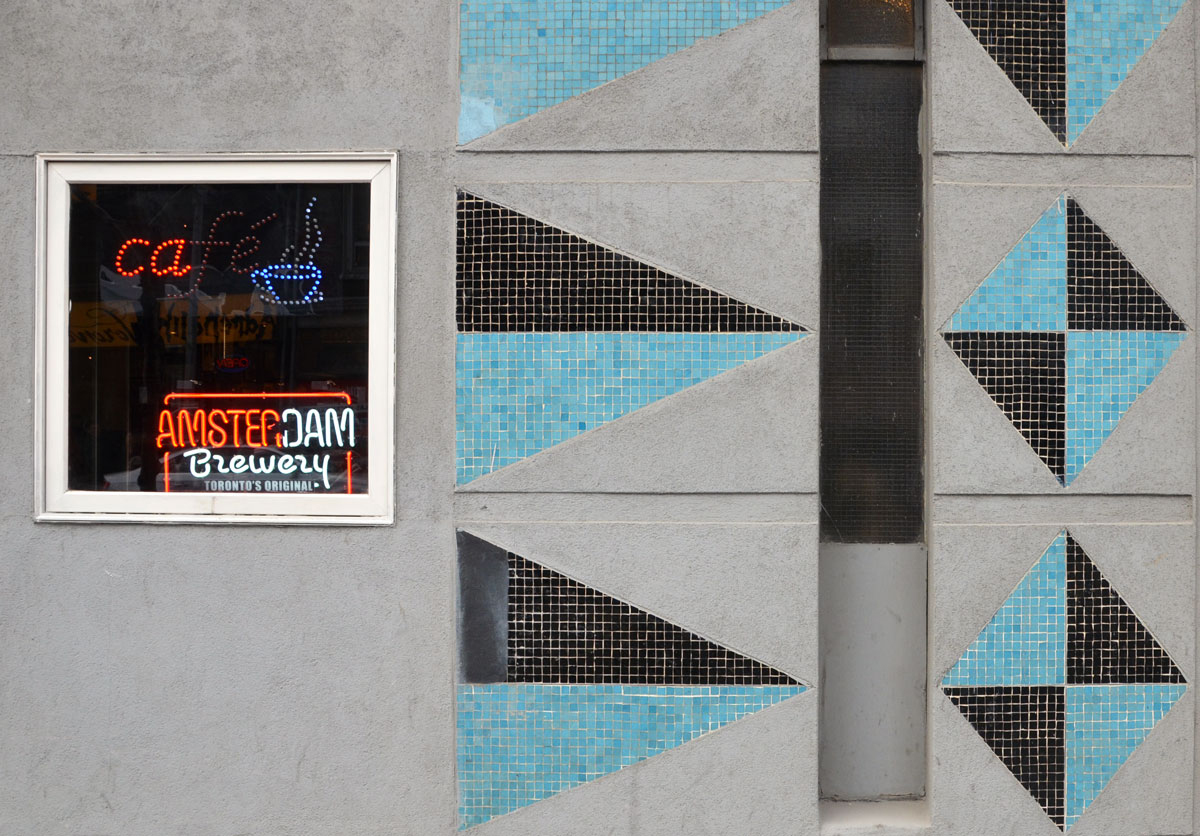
[827,0,915,48]
[819,63,924,543]
[67,182,370,495]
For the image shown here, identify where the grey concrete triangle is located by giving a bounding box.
[929,0,1065,154]
[1069,2,1196,156]
[932,338,1064,494]
[459,336,817,494]
[460,1,817,151]
[1070,186,1196,327]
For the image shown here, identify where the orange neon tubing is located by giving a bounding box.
[163,453,171,492]
[164,391,352,405]
[345,452,352,494]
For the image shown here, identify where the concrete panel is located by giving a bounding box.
[0,157,35,519]
[461,336,817,494]
[469,691,817,836]
[459,182,819,328]
[932,184,1196,495]
[461,1,818,152]
[819,544,927,801]
[0,521,457,836]
[1069,2,1196,157]
[930,524,1195,835]
[0,0,457,154]
[456,522,817,681]
[929,0,1066,155]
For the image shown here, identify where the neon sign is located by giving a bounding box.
[155,392,357,494]
[111,209,280,296]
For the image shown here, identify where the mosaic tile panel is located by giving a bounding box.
[458,0,791,143]
[456,192,807,484]
[943,532,1067,687]
[457,193,802,333]
[1064,683,1187,828]
[507,549,796,685]
[944,685,1066,826]
[948,0,1186,147]
[456,683,804,828]
[943,193,1187,486]
[456,533,806,828]
[941,530,1188,831]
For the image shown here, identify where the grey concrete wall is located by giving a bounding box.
[0,1,821,835]
[3,0,1198,833]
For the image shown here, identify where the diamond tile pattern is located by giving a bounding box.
[943,193,1187,485]
[948,0,1186,146]
[942,530,1187,830]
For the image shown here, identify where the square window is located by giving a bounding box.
[37,155,396,523]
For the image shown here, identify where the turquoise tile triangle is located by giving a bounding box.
[457,683,804,828]
[1066,0,1187,145]
[1064,331,1188,482]
[1064,683,1187,829]
[456,331,804,483]
[458,0,791,143]
[944,196,1067,333]
[942,532,1067,687]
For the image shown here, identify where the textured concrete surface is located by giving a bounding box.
[461,0,819,151]
[1,0,1197,832]
[930,524,1195,834]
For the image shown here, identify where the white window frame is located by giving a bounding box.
[36,153,397,524]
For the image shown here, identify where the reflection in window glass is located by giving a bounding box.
[826,0,915,48]
[68,183,371,495]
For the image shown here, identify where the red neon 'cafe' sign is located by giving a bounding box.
[156,392,356,494]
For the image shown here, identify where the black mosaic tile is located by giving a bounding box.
[1066,534,1185,685]
[506,551,797,685]
[456,191,803,333]
[944,332,1066,481]
[1066,198,1186,332]
[945,685,1065,828]
[948,0,1067,143]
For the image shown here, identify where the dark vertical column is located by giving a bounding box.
[819,62,924,544]
[817,57,927,803]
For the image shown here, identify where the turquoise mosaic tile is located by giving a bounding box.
[1064,330,1187,482]
[1066,0,1187,145]
[943,192,1188,486]
[456,683,804,827]
[942,530,1188,831]
[458,0,790,142]
[949,0,1186,147]
[942,532,1067,687]
[456,330,803,483]
[1064,683,1187,829]
[944,195,1067,334]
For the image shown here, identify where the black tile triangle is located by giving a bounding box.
[944,332,1066,482]
[1066,534,1185,685]
[1066,198,1187,331]
[457,191,804,333]
[472,539,800,685]
[947,1,1066,143]
[944,686,1065,829]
